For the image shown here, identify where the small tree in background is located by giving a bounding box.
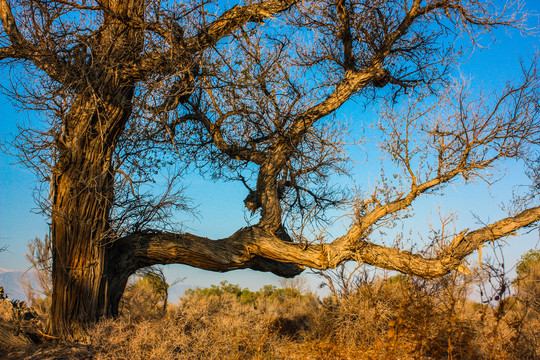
[514,249,540,314]
[121,267,170,319]
[24,236,52,328]
[516,249,540,278]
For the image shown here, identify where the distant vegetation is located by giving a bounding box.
[1,251,539,359]
[185,281,304,304]
[516,249,540,277]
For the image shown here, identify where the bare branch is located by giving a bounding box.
[183,0,300,51]
[0,0,70,82]
[124,206,540,279]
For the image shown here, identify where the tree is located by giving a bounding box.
[1,0,539,338]
[121,267,170,318]
[516,249,540,278]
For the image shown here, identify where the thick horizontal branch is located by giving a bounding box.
[120,206,540,279]
[124,228,305,277]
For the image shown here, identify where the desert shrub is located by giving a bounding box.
[397,274,478,358]
[183,281,318,339]
[185,280,307,306]
[4,251,539,359]
[120,268,170,320]
[313,279,394,348]
[184,281,304,304]
[310,268,482,359]
[95,267,538,360]
[515,249,540,277]
[184,281,256,304]
[87,283,319,360]
[502,260,540,359]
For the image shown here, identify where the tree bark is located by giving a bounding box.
[123,206,540,280]
[50,86,135,337]
[43,0,148,337]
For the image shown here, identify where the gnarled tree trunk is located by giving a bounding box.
[46,0,146,337]
[50,87,135,337]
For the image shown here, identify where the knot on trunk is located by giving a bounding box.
[244,182,287,213]
[244,189,261,213]
[371,67,391,88]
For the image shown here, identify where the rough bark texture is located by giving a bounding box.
[47,0,144,337]
[122,206,540,279]
[50,93,133,336]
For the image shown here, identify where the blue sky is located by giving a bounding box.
[1,1,539,296]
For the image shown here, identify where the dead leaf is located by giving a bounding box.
[478,244,487,267]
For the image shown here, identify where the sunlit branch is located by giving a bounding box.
[124,206,540,278]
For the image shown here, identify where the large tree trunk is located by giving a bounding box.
[50,89,135,337]
[48,0,145,337]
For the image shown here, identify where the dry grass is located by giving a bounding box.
[1,265,539,360]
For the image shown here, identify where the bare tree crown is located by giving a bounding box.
[1,0,539,337]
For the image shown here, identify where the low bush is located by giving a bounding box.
[1,254,539,359]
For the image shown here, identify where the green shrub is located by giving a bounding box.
[516,249,540,278]
[185,281,305,305]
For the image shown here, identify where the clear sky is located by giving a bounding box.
[1,0,539,297]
